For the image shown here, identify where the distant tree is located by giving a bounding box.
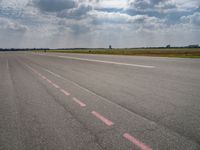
[109,45,112,49]
[166,44,171,48]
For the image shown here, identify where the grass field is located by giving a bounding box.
[33,48,200,58]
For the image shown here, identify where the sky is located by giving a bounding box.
[0,0,200,48]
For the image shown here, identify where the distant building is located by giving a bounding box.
[187,45,199,48]
[109,45,112,49]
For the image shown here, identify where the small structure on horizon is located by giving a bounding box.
[109,45,112,49]
[166,44,171,48]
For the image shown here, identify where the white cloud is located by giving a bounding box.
[0,17,28,32]
[172,0,200,11]
[181,12,200,26]
[0,0,199,48]
[96,0,127,9]
[89,10,165,31]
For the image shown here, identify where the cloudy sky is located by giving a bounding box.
[0,0,200,48]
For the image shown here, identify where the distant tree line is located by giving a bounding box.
[0,44,199,51]
[0,48,50,51]
[165,44,199,48]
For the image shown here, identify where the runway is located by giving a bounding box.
[0,52,200,150]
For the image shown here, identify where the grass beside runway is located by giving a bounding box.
[33,48,200,58]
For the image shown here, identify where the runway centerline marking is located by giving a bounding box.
[91,111,114,126]
[46,78,52,84]
[73,97,86,107]
[52,83,60,89]
[41,75,47,80]
[123,133,152,150]
[60,89,70,96]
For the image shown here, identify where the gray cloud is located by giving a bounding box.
[129,0,151,9]
[128,0,176,11]
[57,3,92,19]
[34,0,76,12]
[191,13,200,26]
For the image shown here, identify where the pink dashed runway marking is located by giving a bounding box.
[73,97,86,107]
[46,78,52,84]
[60,89,70,96]
[123,133,152,150]
[26,64,152,150]
[91,111,114,126]
[37,73,42,76]
[52,83,60,89]
[41,75,47,80]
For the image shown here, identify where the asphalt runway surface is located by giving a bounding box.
[0,52,200,150]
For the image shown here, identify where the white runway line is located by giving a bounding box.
[44,68,62,78]
[34,53,155,68]
[58,55,155,68]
